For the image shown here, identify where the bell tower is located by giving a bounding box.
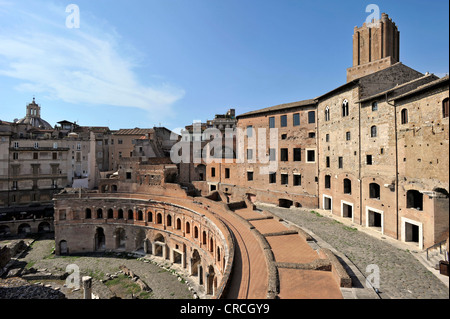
[26,97,41,118]
[347,13,400,82]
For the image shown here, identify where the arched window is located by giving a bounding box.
[202,231,207,245]
[167,214,172,227]
[325,106,330,122]
[186,222,191,234]
[343,178,352,194]
[194,226,199,239]
[176,218,181,230]
[342,99,349,117]
[443,98,449,118]
[128,209,134,220]
[401,108,408,124]
[118,209,124,219]
[147,211,153,222]
[156,213,162,224]
[107,209,114,219]
[85,208,91,219]
[138,210,143,221]
[371,125,377,138]
[369,183,381,199]
[97,208,103,219]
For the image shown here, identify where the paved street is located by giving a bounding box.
[259,204,449,299]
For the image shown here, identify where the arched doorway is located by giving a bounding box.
[154,233,165,258]
[0,225,11,237]
[115,228,126,250]
[59,240,68,255]
[207,265,216,295]
[18,223,31,235]
[38,222,51,233]
[191,249,201,277]
[95,227,106,251]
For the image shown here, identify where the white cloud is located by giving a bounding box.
[0,2,185,114]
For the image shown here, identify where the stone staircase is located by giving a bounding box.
[423,245,448,271]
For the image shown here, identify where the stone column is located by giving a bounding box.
[82,276,92,300]
[162,244,167,260]
[151,242,156,256]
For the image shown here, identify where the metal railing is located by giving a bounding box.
[426,239,448,261]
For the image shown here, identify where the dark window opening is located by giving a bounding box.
[407,190,423,211]
[343,178,352,194]
[369,183,380,199]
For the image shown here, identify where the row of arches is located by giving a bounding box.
[58,227,220,295]
[0,221,52,237]
[79,206,223,258]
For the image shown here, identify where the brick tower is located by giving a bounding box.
[347,13,400,82]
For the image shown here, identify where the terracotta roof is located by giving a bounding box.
[237,99,317,118]
[113,128,154,135]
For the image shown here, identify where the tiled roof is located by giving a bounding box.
[113,128,154,135]
[237,99,316,118]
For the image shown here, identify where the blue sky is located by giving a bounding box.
[0,0,448,133]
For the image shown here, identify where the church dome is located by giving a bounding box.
[16,98,53,130]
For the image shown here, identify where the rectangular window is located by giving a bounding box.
[367,155,373,165]
[293,174,301,186]
[269,117,275,128]
[247,171,254,181]
[247,149,253,160]
[126,172,132,179]
[225,168,230,179]
[346,131,351,141]
[280,115,287,127]
[33,152,39,160]
[52,152,58,160]
[281,174,288,185]
[211,167,216,177]
[13,152,19,160]
[326,156,330,168]
[53,142,58,149]
[338,157,343,169]
[325,175,331,189]
[308,111,315,124]
[293,113,300,126]
[247,126,253,137]
[326,134,330,142]
[309,132,316,138]
[293,148,301,161]
[269,172,276,184]
[13,142,19,148]
[118,139,123,145]
[280,148,288,162]
[269,148,276,161]
[306,150,315,163]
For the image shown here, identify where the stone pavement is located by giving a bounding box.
[258,204,449,299]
